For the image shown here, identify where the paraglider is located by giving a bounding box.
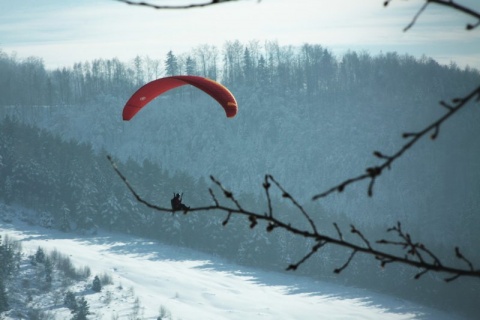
[122,75,238,120]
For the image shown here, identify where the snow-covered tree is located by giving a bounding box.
[92,275,102,293]
[64,291,77,312]
[0,278,8,312]
[71,296,90,320]
[35,247,45,264]
[164,51,178,77]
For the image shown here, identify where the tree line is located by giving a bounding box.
[2,41,478,108]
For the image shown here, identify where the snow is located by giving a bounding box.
[0,217,460,320]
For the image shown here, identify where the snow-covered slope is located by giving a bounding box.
[0,217,462,320]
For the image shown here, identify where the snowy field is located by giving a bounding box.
[0,217,462,320]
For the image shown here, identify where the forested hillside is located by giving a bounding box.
[1,41,480,318]
[2,42,479,240]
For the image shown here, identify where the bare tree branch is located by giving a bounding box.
[312,86,480,201]
[109,0,480,284]
[116,0,480,32]
[107,155,480,281]
[403,1,429,32]
[114,0,241,10]
[385,0,480,31]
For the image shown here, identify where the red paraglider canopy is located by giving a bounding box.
[122,75,238,120]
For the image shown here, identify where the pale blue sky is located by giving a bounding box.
[0,0,478,70]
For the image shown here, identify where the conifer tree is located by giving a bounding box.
[35,247,45,264]
[165,50,178,76]
[64,291,77,312]
[0,278,8,312]
[44,257,53,285]
[71,296,90,320]
[92,275,102,293]
[0,235,17,279]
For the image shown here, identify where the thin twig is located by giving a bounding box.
[287,241,326,271]
[333,222,343,241]
[267,175,318,234]
[334,250,357,274]
[404,1,428,32]
[263,175,274,218]
[210,175,244,211]
[429,0,480,30]
[385,0,480,31]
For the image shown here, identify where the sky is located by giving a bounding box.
[0,0,479,70]
[0,213,458,320]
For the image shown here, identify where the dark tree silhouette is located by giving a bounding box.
[35,247,46,264]
[71,296,90,320]
[64,291,77,312]
[92,275,102,292]
[109,1,480,282]
[0,279,8,313]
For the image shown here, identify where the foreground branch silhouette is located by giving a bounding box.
[115,0,240,10]
[107,155,480,282]
[384,0,480,31]
[109,0,480,283]
[115,0,480,32]
[312,85,480,200]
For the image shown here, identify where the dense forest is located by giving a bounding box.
[1,41,480,318]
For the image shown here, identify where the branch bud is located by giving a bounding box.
[439,100,453,110]
[455,246,462,258]
[249,215,258,229]
[373,151,387,159]
[222,212,232,226]
[366,166,381,177]
[430,125,439,140]
[266,222,277,232]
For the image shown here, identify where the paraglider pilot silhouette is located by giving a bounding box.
[171,193,190,211]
